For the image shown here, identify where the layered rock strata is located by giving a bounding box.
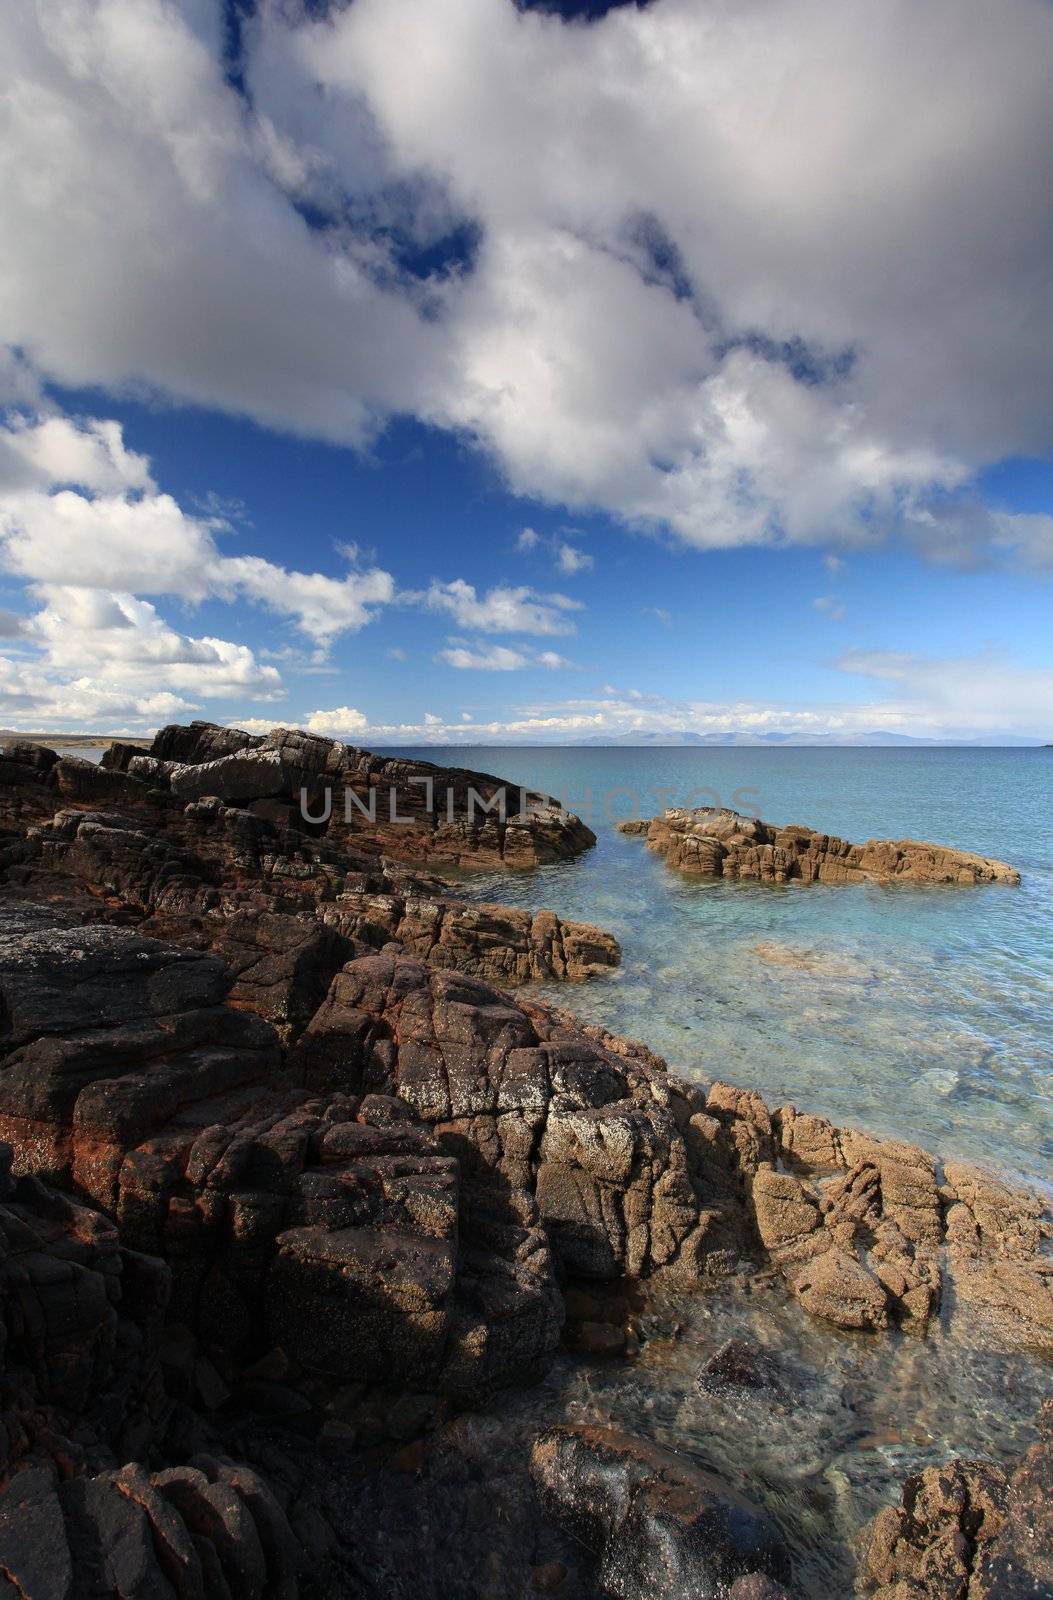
[619,808,1020,885]
[104,720,596,869]
[0,1153,304,1599]
[1,736,620,1000]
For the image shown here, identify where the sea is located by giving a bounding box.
[395,744,1053,1195]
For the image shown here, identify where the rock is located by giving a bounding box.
[860,1403,1053,1598]
[529,1424,792,1598]
[860,1457,1009,1598]
[293,953,718,1294]
[0,907,566,1398]
[793,1247,890,1332]
[942,1162,1053,1353]
[973,1399,1053,1597]
[696,1339,783,1395]
[0,769,618,995]
[622,806,1020,885]
[748,1124,945,1334]
[131,721,598,871]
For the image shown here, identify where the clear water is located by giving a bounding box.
[398,746,1053,1192]
[501,1273,1052,1599]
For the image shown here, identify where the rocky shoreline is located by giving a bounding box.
[618,808,1020,886]
[0,725,1049,1598]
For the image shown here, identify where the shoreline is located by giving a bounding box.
[0,721,1050,1599]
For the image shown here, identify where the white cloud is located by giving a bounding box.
[213,555,394,645]
[0,0,1048,562]
[643,606,673,628]
[0,406,399,728]
[0,414,154,495]
[812,595,846,622]
[437,641,569,670]
[414,579,582,635]
[836,648,1053,735]
[516,527,540,551]
[304,705,370,737]
[556,542,593,576]
[386,645,407,661]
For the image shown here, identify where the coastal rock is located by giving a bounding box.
[529,1424,792,1598]
[859,1457,1009,1598]
[292,953,721,1287]
[105,720,598,870]
[0,1158,305,1599]
[0,773,619,996]
[619,807,1020,885]
[942,1162,1053,1354]
[0,1154,169,1479]
[0,905,563,1398]
[860,1403,1053,1599]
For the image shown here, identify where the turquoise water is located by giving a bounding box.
[400,746,1053,1191]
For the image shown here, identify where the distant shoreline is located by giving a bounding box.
[0,732,151,749]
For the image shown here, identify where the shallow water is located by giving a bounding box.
[499,1272,1052,1599]
[399,746,1053,1193]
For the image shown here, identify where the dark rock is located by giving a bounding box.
[140,720,597,870]
[696,1339,782,1395]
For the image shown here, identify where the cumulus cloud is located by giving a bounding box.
[0,407,396,727]
[303,706,371,737]
[1,0,1049,562]
[516,527,540,552]
[414,579,582,635]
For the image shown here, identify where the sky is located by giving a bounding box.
[1,0,1051,744]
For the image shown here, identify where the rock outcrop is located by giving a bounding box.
[859,1400,1053,1598]
[0,906,564,1401]
[0,1153,305,1599]
[1,729,1051,1598]
[105,720,596,869]
[1,734,620,998]
[619,808,1020,885]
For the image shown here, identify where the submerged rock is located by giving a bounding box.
[530,1424,793,1598]
[619,807,1020,885]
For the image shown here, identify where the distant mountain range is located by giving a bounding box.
[573,730,1045,747]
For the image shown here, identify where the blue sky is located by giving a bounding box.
[1,0,1051,742]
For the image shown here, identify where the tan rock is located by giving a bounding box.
[623,805,1020,885]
